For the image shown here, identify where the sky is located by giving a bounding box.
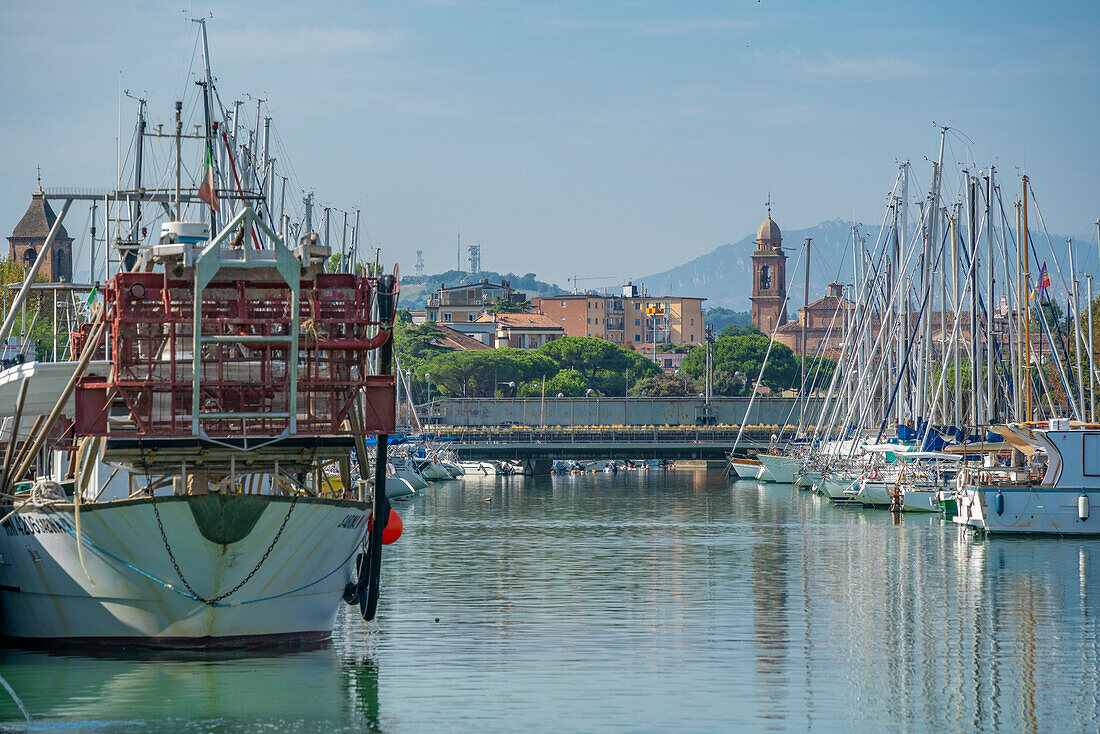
[1,0,1098,286]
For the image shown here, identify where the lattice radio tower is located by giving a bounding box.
[415,250,425,277]
[467,243,481,275]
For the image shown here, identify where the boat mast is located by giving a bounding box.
[1088,274,1096,422]
[174,101,183,219]
[195,18,218,236]
[1022,174,1031,421]
[968,174,982,427]
[1070,238,1086,415]
[341,210,348,272]
[353,208,361,271]
[951,208,960,429]
[131,97,146,251]
[985,169,995,422]
[89,200,97,286]
[801,237,810,396]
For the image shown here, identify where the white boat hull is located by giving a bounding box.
[852,478,892,508]
[0,494,368,644]
[386,477,416,498]
[955,486,1100,535]
[819,477,858,500]
[728,459,761,479]
[899,486,940,513]
[756,455,799,484]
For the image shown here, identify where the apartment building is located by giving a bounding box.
[533,284,704,349]
[531,294,627,344]
[424,279,527,323]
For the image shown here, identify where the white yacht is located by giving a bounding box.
[955,422,1100,535]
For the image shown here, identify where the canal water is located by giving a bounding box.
[3,470,1099,732]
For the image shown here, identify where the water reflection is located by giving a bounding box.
[2,472,1099,733]
[0,638,382,732]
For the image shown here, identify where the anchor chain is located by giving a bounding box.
[151,489,299,606]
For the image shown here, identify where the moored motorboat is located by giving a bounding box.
[955,423,1100,535]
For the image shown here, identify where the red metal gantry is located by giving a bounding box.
[76,268,395,440]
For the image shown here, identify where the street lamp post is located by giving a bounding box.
[497,381,515,424]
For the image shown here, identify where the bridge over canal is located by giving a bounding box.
[422,425,784,474]
[410,397,822,473]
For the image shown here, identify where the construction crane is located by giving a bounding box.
[567,275,615,294]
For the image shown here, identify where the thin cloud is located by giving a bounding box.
[780,49,927,81]
[534,16,762,36]
[215,26,406,59]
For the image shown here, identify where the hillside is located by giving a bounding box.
[398,270,568,310]
[638,219,869,310]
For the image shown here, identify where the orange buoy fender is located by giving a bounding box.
[368,508,404,544]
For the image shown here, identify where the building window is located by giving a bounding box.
[595,318,599,324]
[690,318,694,325]
[468,313,475,321]
[561,316,566,321]
[635,318,640,326]
[561,301,566,307]
[587,317,591,324]
[634,335,640,342]
[443,312,451,321]
[634,303,640,310]
[21,249,36,265]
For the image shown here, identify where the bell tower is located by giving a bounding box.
[749,198,787,332]
[7,176,74,283]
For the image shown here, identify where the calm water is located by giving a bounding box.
[3,471,1099,733]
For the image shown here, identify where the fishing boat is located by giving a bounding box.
[0,23,399,645]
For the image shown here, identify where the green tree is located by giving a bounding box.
[422,348,558,398]
[0,257,66,362]
[705,307,752,333]
[538,336,630,388]
[719,324,762,338]
[629,372,702,397]
[523,368,588,397]
[487,297,531,314]
[680,334,797,395]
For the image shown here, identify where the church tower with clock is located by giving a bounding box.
[749,200,787,333]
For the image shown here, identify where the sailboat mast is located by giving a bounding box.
[801,237,810,395]
[951,209,960,429]
[985,170,995,421]
[1089,274,1096,423]
[1023,175,1031,421]
[968,175,982,426]
[1070,239,1086,415]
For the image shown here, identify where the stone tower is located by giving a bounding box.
[749,206,787,333]
[7,184,74,282]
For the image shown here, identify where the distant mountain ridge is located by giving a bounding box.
[639,219,871,311]
[640,218,1084,311]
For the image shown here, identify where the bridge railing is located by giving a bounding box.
[424,425,804,445]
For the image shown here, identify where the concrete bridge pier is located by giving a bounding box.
[521,458,553,476]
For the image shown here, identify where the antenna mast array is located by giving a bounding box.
[467,243,481,275]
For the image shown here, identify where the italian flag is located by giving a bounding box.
[197,145,220,212]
